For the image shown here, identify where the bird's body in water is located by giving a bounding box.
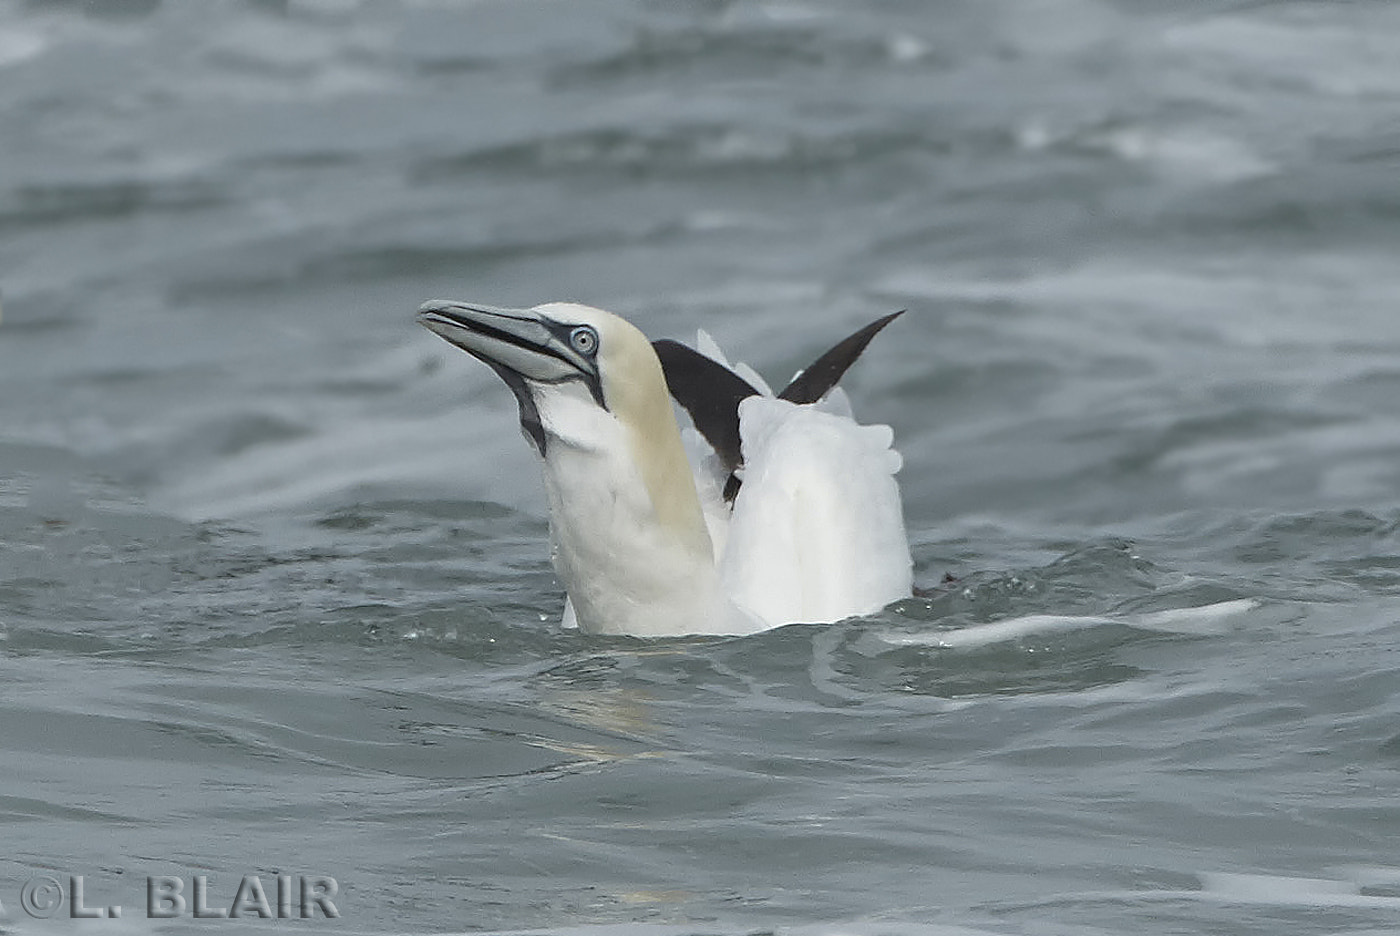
[419,300,911,636]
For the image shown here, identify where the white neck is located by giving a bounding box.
[532,383,733,636]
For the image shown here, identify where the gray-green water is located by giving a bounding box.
[3,1,1400,934]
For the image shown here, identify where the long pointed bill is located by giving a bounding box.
[418,300,588,384]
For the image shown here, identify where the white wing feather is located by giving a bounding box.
[720,396,910,625]
[679,337,911,629]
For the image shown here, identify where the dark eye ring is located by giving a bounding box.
[570,325,599,356]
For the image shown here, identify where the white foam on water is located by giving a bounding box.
[345,924,1007,936]
[0,29,45,67]
[1141,869,1400,910]
[1130,598,1259,633]
[881,598,1260,650]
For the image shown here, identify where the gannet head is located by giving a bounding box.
[419,300,609,453]
[418,299,714,567]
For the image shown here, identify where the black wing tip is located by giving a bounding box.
[876,308,907,326]
[853,308,907,341]
[777,308,906,404]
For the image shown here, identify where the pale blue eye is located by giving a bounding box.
[570,326,599,356]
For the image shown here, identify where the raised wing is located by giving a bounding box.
[654,310,904,500]
[778,310,904,404]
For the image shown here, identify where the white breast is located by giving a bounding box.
[534,386,734,636]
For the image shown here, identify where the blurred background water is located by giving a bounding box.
[3,1,1400,934]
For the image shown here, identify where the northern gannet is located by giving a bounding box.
[418,300,912,637]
